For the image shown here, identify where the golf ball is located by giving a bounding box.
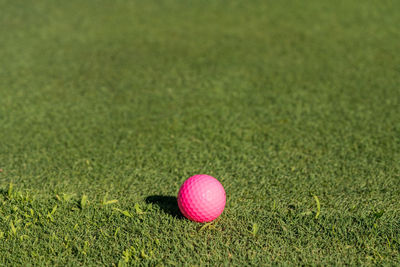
[177,174,226,222]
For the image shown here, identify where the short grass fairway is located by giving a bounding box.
[1,0,399,266]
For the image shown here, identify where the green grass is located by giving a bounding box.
[1,0,399,265]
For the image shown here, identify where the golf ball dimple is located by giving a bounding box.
[177,174,226,223]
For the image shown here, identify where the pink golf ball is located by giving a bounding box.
[177,174,226,223]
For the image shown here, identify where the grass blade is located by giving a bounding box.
[313,195,321,219]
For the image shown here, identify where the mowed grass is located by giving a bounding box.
[0,0,399,265]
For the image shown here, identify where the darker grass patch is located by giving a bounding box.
[145,195,183,219]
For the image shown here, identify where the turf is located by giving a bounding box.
[0,0,399,265]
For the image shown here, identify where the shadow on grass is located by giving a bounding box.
[145,195,184,219]
[0,188,7,198]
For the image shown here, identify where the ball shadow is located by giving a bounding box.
[145,195,184,219]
